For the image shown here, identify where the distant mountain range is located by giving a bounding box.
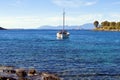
[0,23,94,30]
[38,23,94,30]
[80,23,94,30]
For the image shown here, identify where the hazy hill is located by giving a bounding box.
[80,23,94,30]
[39,25,78,29]
[38,23,94,30]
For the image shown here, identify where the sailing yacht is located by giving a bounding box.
[56,10,70,39]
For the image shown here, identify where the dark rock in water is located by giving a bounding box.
[0,76,16,80]
[3,69,16,74]
[28,69,37,76]
[18,77,29,80]
[16,69,27,77]
[0,66,14,73]
[41,72,60,80]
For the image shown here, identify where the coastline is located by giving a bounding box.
[1,65,120,80]
[0,66,61,80]
[94,28,120,31]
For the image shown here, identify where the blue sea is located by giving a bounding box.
[0,30,120,80]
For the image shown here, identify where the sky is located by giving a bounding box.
[0,0,120,29]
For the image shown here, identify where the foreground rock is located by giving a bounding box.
[0,76,16,80]
[16,69,27,77]
[0,66,61,80]
[41,72,60,80]
[28,69,37,76]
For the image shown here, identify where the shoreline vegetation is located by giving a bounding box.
[94,21,120,31]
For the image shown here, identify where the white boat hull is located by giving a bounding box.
[56,32,70,39]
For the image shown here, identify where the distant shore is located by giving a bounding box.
[94,21,120,31]
[94,28,120,31]
[0,27,6,30]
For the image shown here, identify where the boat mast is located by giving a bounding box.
[63,9,65,31]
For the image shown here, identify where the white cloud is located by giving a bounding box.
[107,13,120,22]
[0,16,42,29]
[0,13,120,29]
[0,16,66,29]
[46,13,120,26]
[84,1,97,6]
[113,1,120,5]
[10,0,23,7]
[66,14,103,25]
[52,0,97,7]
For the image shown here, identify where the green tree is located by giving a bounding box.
[110,22,116,26]
[101,21,110,26]
[109,22,116,29]
[116,22,120,29]
[94,21,99,28]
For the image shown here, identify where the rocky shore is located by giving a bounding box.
[0,66,61,80]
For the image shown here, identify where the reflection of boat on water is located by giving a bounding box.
[56,10,70,39]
